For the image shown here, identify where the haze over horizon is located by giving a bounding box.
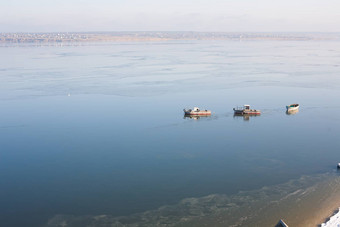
[2,0,340,33]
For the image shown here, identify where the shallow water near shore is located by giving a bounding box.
[1,40,340,226]
[45,173,340,227]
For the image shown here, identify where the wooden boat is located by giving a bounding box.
[183,107,211,115]
[286,104,299,111]
[233,105,261,115]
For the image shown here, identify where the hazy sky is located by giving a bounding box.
[1,0,340,32]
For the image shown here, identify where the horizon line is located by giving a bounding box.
[1,31,340,34]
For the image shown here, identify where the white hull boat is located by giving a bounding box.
[183,107,211,116]
[286,104,299,111]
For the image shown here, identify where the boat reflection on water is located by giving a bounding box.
[286,109,299,115]
[183,115,211,120]
[233,114,260,121]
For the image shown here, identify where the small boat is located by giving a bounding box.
[337,163,340,169]
[286,104,299,111]
[233,105,261,115]
[275,219,289,227]
[183,107,211,116]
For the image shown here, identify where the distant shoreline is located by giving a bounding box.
[1,32,340,43]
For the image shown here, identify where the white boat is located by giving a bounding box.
[183,107,211,116]
[286,104,299,111]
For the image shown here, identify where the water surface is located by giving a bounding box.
[1,40,340,226]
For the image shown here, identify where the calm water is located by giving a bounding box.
[1,40,340,226]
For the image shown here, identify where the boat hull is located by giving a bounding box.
[184,111,211,115]
[286,107,299,111]
[234,110,261,115]
[286,109,299,115]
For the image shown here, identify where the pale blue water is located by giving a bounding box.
[1,40,340,226]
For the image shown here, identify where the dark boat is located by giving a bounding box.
[233,105,261,115]
[275,219,289,227]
